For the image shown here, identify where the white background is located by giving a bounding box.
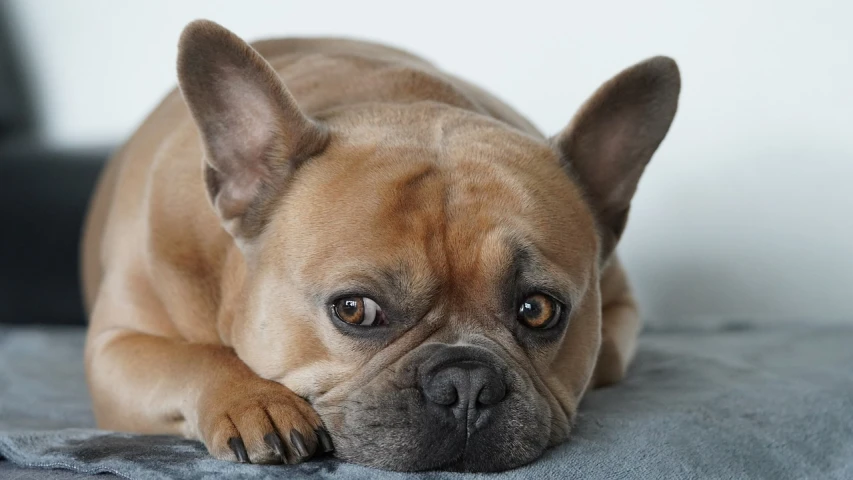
[6,0,852,326]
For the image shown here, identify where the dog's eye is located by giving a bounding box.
[517,293,561,329]
[332,297,386,326]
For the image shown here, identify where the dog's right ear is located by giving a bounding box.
[551,56,680,261]
[177,20,328,240]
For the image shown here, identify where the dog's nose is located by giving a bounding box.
[422,360,507,410]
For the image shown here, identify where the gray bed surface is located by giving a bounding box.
[1,324,851,480]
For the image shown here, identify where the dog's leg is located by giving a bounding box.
[85,286,331,464]
[591,255,641,388]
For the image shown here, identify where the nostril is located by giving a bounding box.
[476,380,506,406]
[470,367,506,406]
[423,369,461,406]
[422,362,507,409]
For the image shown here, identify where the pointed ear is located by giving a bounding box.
[177,20,328,239]
[552,56,680,260]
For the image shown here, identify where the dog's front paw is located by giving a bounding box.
[197,378,334,464]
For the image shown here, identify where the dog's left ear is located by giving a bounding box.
[552,56,680,260]
[176,20,328,241]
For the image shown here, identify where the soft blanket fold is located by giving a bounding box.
[1,325,851,479]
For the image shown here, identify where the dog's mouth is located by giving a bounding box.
[315,388,553,472]
[306,343,560,472]
[427,429,546,473]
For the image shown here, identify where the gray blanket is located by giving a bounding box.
[1,324,851,479]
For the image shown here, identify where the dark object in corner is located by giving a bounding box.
[0,3,111,325]
[0,143,109,325]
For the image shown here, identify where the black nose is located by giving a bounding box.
[422,360,507,411]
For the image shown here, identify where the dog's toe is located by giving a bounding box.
[197,378,329,465]
[228,437,250,463]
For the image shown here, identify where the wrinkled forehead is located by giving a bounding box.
[266,112,599,303]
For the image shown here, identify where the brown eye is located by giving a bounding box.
[332,297,386,326]
[517,293,561,329]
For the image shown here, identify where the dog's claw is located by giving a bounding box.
[264,432,288,463]
[316,428,334,453]
[228,437,250,463]
[290,430,310,459]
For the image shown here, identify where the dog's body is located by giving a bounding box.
[82,21,678,472]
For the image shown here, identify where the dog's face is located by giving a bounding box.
[241,107,602,471]
[178,23,679,471]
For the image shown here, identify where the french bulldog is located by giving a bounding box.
[81,19,679,472]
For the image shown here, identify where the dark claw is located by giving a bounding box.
[316,428,334,453]
[290,430,310,459]
[264,432,288,464]
[228,437,250,463]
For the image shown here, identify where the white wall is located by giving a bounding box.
[7,0,853,326]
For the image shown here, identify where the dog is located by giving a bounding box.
[81,19,679,472]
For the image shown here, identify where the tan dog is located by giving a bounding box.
[81,19,679,472]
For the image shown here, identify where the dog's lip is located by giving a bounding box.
[432,454,466,472]
[315,389,554,472]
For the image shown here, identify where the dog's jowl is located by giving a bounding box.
[81,20,680,472]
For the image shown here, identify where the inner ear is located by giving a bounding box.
[203,68,285,167]
[552,56,681,260]
[176,19,328,239]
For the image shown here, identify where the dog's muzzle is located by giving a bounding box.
[420,346,508,432]
[321,342,550,472]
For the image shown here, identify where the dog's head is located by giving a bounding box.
[177,20,679,471]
